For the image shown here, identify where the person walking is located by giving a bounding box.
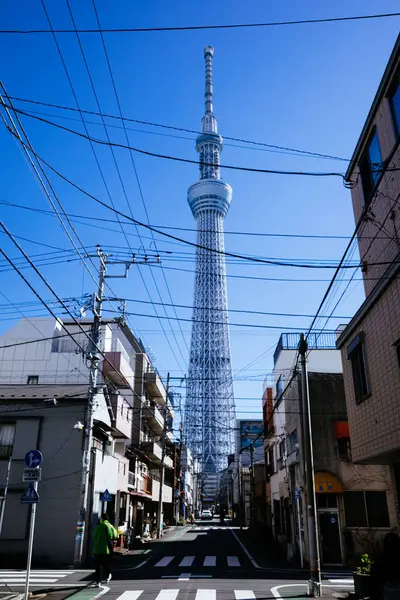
[93,513,118,586]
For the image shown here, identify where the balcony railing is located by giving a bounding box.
[273,332,337,364]
[142,401,164,436]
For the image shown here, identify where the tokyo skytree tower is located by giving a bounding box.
[185,46,236,495]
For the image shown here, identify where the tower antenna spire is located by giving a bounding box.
[202,46,218,134]
[204,45,214,115]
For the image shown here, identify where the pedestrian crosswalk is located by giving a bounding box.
[189,524,247,533]
[322,571,354,587]
[154,555,243,568]
[112,590,271,600]
[0,570,78,586]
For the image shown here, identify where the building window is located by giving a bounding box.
[344,491,390,528]
[389,69,400,139]
[276,376,283,399]
[268,447,275,474]
[27,375,39,385]
[0,423,15,459]
[337,437,351,461]
[317,493,337,509]
[359,129,383,204]
[287,429,298,455]
[347,333,369,403]
[334,421,351,460]
[277,440,286,470]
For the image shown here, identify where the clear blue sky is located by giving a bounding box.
[1,1,399,421]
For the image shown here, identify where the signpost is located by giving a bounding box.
[22,450,42,600]
[100,489,112,502]
[23,468,42,483]
[100,489,112,514]
[294,487,303,569]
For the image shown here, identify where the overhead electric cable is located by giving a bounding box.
[111,296,350,319]
[1,11,399,33]
[6,106,348,179]
[55,0,186,368]
[13,143,400,271]
[2,199,391,241]
[0,86,134,343]
[8,96,350,163]
[88,0,189,356]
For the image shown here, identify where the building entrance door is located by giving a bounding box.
[318,510,342,565]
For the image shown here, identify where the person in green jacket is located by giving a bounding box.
[93,513,118,586]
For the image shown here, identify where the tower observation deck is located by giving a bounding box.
[184,46,236,503]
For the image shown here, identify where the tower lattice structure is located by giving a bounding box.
[184,46,236,498]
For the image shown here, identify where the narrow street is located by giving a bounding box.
[1,520,354,600]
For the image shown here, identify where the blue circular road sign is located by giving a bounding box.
[25,450,43,468]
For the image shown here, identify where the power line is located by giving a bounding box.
[0,86,136,351]
[0,199,385,242]
[103,308,336,331]
[57,0,187,370]
[19,144,400,271]
[110,296,350,320]
[8,96,350,163]
[1,11,399,33]
[7,106,348,180]
[88,0,190,359]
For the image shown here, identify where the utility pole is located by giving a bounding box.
[73,246,104,568]
[178,420,184,520]
[0,455,12,537]
[74,247,157,566]
[299,333,321,597]
[156,372,170,538]
[249,444,256,528]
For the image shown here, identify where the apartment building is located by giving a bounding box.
[265,332,342,551]
[0,317,173,564]
[336,34,400,515]
[230,419,264,526]
[265,333,395,566]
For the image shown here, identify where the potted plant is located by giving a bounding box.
[353,553,373,598]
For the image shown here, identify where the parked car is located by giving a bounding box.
[201,509,212,520]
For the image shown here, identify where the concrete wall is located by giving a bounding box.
[339,278,400,464]
[0,401,85,565]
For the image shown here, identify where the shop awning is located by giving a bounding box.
[314,471,344,493]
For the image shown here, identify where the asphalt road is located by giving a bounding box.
[0,519,354,600]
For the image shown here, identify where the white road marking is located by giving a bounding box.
[0,584,87,588]
[234,591,256,600]
[0,571,73,575]
[0,580,58,584]
[227,556,241,567]
[178,574,191,581]
[116,592,144,600]
[155,590,179,600]
[155,556,174,567]
[195,590,216,600]
[203,556,216,567]
[179,556,195,567]
[328,579,353,584]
